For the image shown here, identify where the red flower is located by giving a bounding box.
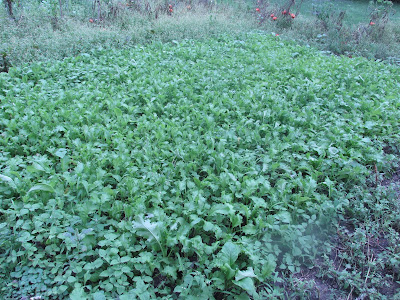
[169,8,173,12]
[273,16,277,21]
[169,4,172,8]
[291,13,295,19]
[256,8,260,12]
[270,13,274,18]
[282,10,287,15]
[89,18,94,23]
[370,21,375,25]
[276,34,279,36]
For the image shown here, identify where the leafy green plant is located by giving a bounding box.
[1,32,400,298]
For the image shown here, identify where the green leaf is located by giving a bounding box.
[27,163,45,173]
[221,263,236,280]
[164,265,178,280]
[261,256,277,279]
[121,266,131,273]
[0,174,17,189]
[231,214,243,228]
[3,31,400,299]
[114,107,122,117]
[235,267,258,281]
[28,183,55,194]
[219,241,240,266]
[55,148,68,158]
[233,277,257,297]
[236,293,251,300]
[132,215,165,256]
[275,211,292,224]
[70,285,88,300]
[120,256,131,263]
[203,221,214,231]
[211,203,235,215]
[93,291,106,300]
[93,258,103,268]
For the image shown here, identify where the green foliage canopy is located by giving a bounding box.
[0,33,400,298]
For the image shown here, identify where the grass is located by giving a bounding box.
[0,3,256,68]
[268,0,400,24]
[1,32,400,299]
[1,0,400,69]
[254,0,400,63]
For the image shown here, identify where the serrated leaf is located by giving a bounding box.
[235,267,258,281]
[132,215,165,256]
[164,265,177,280]
[250,197,267,208]
[261,256,277,279]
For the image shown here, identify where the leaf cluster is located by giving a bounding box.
[1,33,400,298]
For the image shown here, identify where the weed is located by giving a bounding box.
[1,32,400,298]
[0,0,256,70]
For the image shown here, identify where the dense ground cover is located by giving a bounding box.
[1,33,400,298]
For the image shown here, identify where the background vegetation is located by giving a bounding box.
[1,0,400,70]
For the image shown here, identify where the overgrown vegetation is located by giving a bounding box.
[256,0,400,63]
[0,0,256,70]
[1,32,400,298]
[1,0,400,70]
